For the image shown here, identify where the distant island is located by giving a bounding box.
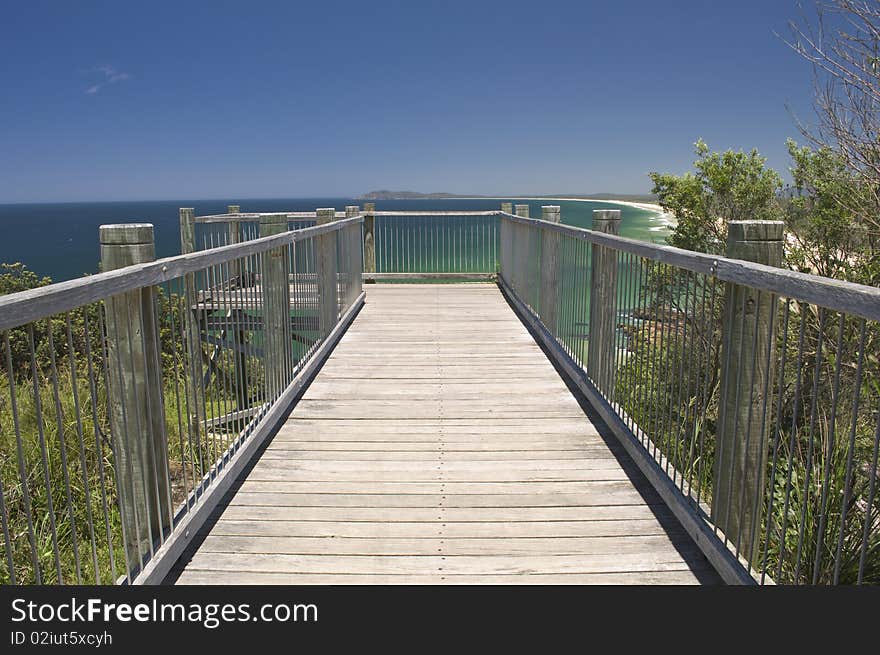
[357,190,658,202]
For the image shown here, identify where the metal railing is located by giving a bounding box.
[192,204,501,280]
[368,210,499,277]
[499,207,880,585]
[0,213,363,584]
[189,204,323,251]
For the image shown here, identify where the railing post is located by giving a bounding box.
[339,205,364,295]
[178,208,205,445]
[259,214,291,399]
[713,220,783,562]
[100,223,171,568]
[587,209,621,396]
[363,202,376,276]
[499,203,513,281]
[227,204,241,246]
[316,208,339,338]
[226,203,241,273]
[226,204,247,411]
[540,205,561,334]
[512,205,531,303]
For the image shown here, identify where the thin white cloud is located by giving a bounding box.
[84,65,131,95]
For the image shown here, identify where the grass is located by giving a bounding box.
[613,295,880,584]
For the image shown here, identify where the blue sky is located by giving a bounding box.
[1,1,817,202]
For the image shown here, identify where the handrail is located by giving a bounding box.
[0,212,365,584]
[498,208,880,585]
[194,211,340,223]
[0,216,364,331]
[371,210,499,216]
[195,210,498,222]
[501,211,880,323]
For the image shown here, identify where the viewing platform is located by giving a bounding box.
[1,203,877,586]
[172,284,718,584]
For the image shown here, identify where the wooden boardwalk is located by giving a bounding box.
[172,284,719,584]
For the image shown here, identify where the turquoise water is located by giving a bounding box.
[0,197,670,283]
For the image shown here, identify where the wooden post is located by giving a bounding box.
[587,209,621,396]
[226,204,241,255]
[178,208,205,445]
[225,205,247,411]
[512,205,531,301]
[100,223,171,567]
[226,204,242,280]
[345,205,362,296]
[499,203,513,280]
[259,214,291,399]
[712,220,783,561]
[540,205,561,334]
[316,208,339,338]
[227,204,241,245]
[363,202,376,276]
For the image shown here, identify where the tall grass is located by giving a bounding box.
[614,268,880,584]
[0,289,262,584]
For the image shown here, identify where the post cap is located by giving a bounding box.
[227,204,241,213]
[100,223,154,245]
[363,202,376,212]
[316,208,336,224]
[345,205,360,214]
[593,209,622,221]
[728,220,784,242]
[541,205,561,223]
[259,213,288,224]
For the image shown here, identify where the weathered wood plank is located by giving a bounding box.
[195,534,698,557]
[235,477,635,492]
[209,504,674,523]
[252,450,619,461]
[223,489,660,508]
[175,569,711,585]
[202,517,678,538]
[180,551,709,575]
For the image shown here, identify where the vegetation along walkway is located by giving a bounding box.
[171,284,719,584]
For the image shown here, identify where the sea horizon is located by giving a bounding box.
[0,196,671,283]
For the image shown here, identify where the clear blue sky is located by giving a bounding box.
[1,0,817,202]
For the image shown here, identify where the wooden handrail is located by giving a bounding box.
[0,216,364,331]
[500,212,880,322]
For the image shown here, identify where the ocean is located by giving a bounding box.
[0,197,672,283]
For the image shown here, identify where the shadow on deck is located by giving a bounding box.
[167,284,721,584]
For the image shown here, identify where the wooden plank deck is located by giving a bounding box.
[172,284,720,584]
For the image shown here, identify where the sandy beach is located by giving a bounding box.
[469,196,677,229]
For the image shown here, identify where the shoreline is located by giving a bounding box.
[454,196,677,229]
